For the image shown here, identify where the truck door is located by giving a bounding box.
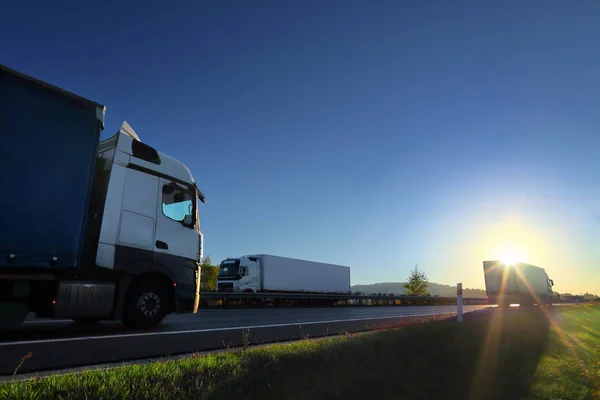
[238,259,260,291]
[154,179,199,264]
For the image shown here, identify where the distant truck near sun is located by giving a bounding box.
[482,261,554,307]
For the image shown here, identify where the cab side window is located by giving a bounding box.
[162,184,194,227]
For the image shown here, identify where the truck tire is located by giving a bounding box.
[122,279,169,329]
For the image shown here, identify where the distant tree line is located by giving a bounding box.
[552,292,598,301]
[353,282,486,298]
[199,258,598,301]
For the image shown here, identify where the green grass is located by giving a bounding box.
[2,305,599,400]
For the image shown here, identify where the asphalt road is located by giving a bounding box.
[0,305,489,376]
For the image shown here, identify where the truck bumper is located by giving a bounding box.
[489,294,520,305]
[174,266,201,314]
[174,285,199,313]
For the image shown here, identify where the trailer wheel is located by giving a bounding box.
[520,298,534,307]
[122,279,169,329]
[497,300,509,308]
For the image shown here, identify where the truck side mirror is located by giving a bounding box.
[182,214,193,228]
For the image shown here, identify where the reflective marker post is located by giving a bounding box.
[457,283,463,323]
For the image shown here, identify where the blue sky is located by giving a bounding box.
[3,1,600,294]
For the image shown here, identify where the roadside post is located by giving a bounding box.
[457,283,463,323]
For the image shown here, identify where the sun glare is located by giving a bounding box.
[501,256,520,266]
[477,217,549,270]
[495,244,526,266]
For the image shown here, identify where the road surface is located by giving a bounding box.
[0,305,489,375]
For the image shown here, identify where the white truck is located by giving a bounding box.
[482,260,554,307]
[0,65,204,329]
[217,255,351,295]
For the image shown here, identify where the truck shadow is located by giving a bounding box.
[465,306,551,400]
[202,307,553,400]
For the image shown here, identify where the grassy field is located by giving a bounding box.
[1,305,599,400]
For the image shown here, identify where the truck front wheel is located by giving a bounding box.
[122,279,169,329]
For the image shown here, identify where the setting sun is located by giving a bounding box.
[494,243,527,266]
[475,217,537,267]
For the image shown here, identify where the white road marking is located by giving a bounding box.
[22,309,271,324]
[21,305,482,324]
[1,310,473,346]
[23,320,71,324]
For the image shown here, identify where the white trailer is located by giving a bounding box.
[217,254,351,294]
[482,260,554,307]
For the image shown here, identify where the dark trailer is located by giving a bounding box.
[0,65,105,323]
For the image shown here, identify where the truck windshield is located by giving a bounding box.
[219,260,241,279]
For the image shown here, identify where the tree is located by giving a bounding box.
[200,256,219,292]
[201,255,213,266]
[552,291,561,301]
[404,265,429,296]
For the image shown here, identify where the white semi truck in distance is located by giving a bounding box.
[0,65,204,329]
[482,260,554,307]
[216,255,351,296]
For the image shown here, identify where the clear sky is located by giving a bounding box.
[3,1,600,294]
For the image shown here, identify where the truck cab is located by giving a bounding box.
[90,122,206,327]
[217,256,260,292]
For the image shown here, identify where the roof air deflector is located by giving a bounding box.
[119,121,141,141]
